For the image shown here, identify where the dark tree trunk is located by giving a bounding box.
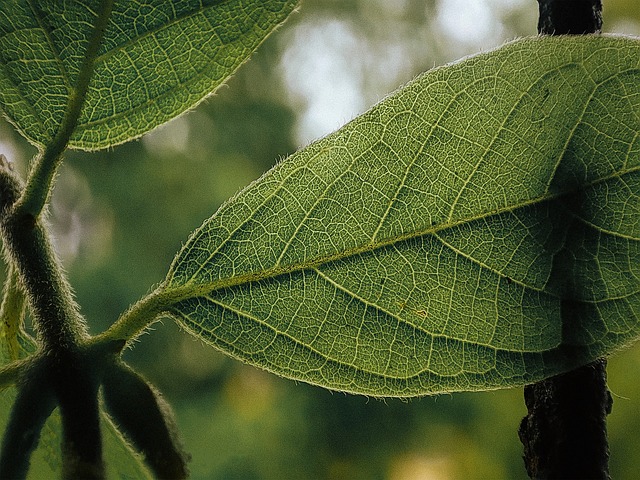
[537,0,602,34]
[519,1,611,479]
[519,359,612,479]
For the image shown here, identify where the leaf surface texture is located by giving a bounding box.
[0,0,297,149]
[168,36,640,395]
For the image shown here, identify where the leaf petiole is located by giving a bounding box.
[15,0,114,220]
[93,287,174,346]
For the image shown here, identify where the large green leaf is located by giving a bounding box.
[0,0,297,150]
[158,35,640,397]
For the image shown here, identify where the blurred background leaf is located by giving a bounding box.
[1,0,639,478]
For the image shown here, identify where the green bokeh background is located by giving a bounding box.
[1,1,639,478]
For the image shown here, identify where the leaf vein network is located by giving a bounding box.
[26,0,73,90]
[369,86,459,244]
[170,163,640,309]
[446,69,562,223]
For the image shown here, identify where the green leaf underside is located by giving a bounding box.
[0,327,152,478]
[160,36,640,397]
[0,0,297,150]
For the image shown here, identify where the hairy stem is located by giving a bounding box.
[16,0,114,220]
[0,0,114,351]
[93,286,170,346]
[0,158,86,352]
[55,350,104,479]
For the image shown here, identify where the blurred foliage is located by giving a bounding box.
[1,0,639,478]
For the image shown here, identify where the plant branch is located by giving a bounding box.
[55,351,105,479]
[0,1,114,355]
[0,156,87,352]
[520,358,612,479]
[537,0,602,34]
[519,2,610,479]
[15,0,114,220]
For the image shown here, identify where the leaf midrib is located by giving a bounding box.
[165,164,640,304]
[173,60,640,286]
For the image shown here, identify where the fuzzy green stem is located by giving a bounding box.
[0,1,114,354]
[93,287,170,347]
[0,158,86,352]
[15,0,114,220]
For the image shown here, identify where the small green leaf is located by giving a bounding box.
[0,265,27,363]
[158,35,640,397]
[102,361,189,479]
[0,367,56,480]
[0,0,297,150]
